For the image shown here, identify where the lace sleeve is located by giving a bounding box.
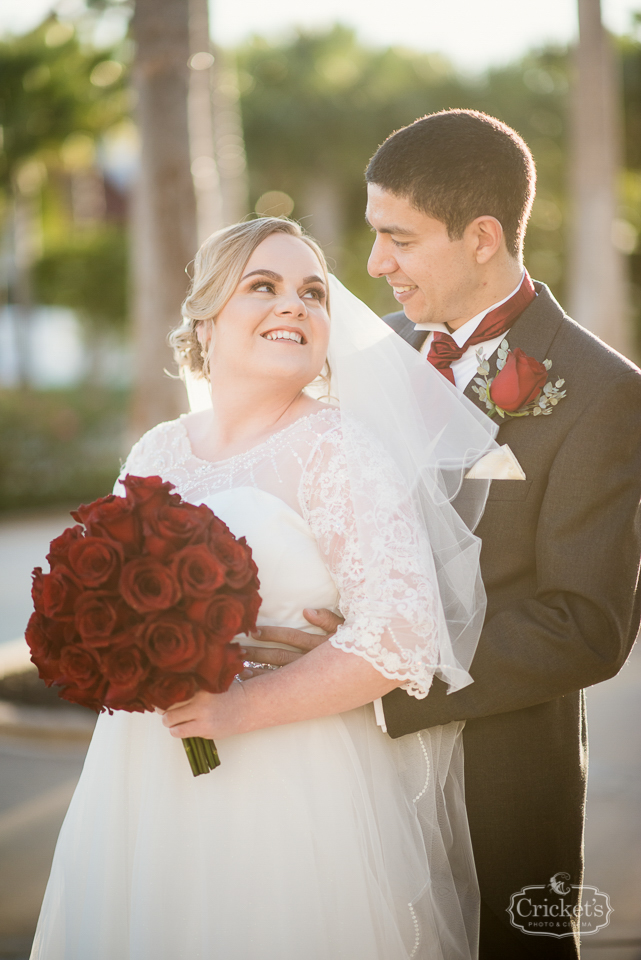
[300,423,440,699]
[112,422,176,495]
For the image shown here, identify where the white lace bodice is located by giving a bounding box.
[116,408,439,698]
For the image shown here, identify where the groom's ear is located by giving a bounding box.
[466,216,504,264]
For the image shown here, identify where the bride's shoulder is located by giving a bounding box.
[124,416,188,464]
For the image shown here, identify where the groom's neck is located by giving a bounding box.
[445,256,524,332]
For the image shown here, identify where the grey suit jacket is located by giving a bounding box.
[381,283,641,939]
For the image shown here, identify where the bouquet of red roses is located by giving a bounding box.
[26,474,261,777]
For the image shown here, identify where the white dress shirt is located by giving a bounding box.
[415,271,526,392]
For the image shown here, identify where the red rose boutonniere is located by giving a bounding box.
[472,339,567,419]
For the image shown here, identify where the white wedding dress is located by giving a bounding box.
[31,408,479,960]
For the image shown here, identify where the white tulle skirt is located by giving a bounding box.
[30,705,478,960]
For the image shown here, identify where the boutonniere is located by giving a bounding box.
[472,339,567,419]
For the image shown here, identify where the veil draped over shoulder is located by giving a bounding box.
[325,275,498,693]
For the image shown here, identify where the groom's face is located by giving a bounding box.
[366,184,477,327]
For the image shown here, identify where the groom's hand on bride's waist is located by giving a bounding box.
[240,609,344,678]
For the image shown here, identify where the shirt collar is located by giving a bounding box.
[413,269,525,347]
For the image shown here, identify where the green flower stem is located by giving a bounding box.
[181,736,221,776]
[203,738,221,770]
[193,736,208,773]
[182,738,203,776]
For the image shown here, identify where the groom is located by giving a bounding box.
[247,110,641,958]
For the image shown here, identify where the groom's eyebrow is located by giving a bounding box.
[364,216,415,236]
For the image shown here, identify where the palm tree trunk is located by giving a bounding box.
[129,0,197,440]
[568,0,633,357]
[212,46,249,225]
[188,0,224,242]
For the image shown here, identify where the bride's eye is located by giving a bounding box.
[251,281,275,293]
[302,287,325,301]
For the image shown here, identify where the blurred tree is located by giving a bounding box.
[33,227,128,379]
[188,0,224,242]
[618,23,641,349]
[0,15,129,384]
[568,0,632,356]
[129,0,196,438]
[212,44,250,225]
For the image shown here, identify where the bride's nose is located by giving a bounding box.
[275,290,308,318]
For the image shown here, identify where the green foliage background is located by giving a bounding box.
[0,387,128,510]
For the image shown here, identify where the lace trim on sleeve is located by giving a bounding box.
[299,422,439,699]
[113,420,185,495]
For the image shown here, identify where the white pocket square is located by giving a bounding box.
[465,444,526,481]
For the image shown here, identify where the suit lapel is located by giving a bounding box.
[462,282,565,413]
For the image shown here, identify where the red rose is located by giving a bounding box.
[140,615,205,671]
[58,645,103,691]
[102,643,149,711]
[42,566,81,620]
[185,595,246,641]
[25,612,66,683]
[207,515,234,544]
[74,592,131,645]
[46,525,84,569]
[214,535,255,589]
[171,544,226,597]
[102,641,148,685]
[146,672,198,711]
[122,475,180,521]
[489,348,548,412]
[239,593,263,633]
[119,557,181,613]
[58,683,105,713]
[196,642,244,694]
[73,496,141,555]
[31,567,46,615]
[143,501,213,560]
[68,536,123,588]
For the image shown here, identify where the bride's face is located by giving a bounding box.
[206,233,330,390]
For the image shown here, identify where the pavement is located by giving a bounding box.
[0,510,640,959]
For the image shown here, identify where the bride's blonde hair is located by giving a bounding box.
[170,217,331,379]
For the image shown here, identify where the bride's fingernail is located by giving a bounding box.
[239,647,247,656]
[251,629,261,639]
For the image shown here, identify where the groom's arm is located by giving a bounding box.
[383,368,641,736]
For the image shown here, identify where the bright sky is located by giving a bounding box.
[1,0,640,70]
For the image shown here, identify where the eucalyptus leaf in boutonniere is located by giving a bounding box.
[471,339,567,419]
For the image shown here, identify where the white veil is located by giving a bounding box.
[324,276,498,693]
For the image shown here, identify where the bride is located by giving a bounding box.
[31,217,498,960]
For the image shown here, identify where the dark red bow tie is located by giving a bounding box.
[427,272,536,384]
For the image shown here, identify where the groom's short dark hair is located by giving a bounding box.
[365,110,536,258]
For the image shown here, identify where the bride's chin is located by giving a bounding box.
[259,360,323,387]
